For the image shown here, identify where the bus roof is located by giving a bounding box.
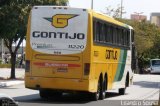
[32,6,87,10]
[89,9,132,29]
[32,6,132,29]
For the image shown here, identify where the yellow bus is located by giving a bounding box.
[25,6,135,100]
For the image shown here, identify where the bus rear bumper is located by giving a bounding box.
[25,77,95,92]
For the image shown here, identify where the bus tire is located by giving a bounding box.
[102,76,107,99]
[91,79,101,101]
[52,92,62,97]
[39,90,49,99]
[119,73,129,95]
[119,88,126,95]
[99,77,106,100]
[99,75,105,100]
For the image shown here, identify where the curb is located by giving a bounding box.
[0,80,24,88]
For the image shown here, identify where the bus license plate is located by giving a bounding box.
[57,68,68,73]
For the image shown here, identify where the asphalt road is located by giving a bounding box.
[0,74,160,106]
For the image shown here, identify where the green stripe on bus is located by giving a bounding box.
[114,50,127,81]
[118,50,127,81]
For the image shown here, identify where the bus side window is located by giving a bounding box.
[102,24,106,43]
[116,28,119,45]
[96,22,100,42]
[121,29,125,46]
[93,20,96,42]
[99,23,103,42]
[113,27,116,44]
[110,26,113,44]
[117,28,121,45]
[124,30,127,46]
[104,24,109,43]
[127,30,130,47]
[108,25,111,43]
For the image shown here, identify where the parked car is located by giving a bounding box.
[0,93,18,106]
[149,59,160,74]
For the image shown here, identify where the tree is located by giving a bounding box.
[105,4,126,18]
[0,0,68,79]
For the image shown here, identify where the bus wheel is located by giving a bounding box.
[92,76,105,101]
[52,92,62,97]
[101,77,107,100]
[91,79,101,101]
[39,90,49,99]
[119,88,126,95]
[99,76,105,100]
[119,74,129,95]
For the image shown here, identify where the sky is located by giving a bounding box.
[69,0,160,20]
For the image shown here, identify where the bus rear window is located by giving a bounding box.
[30,7,88,55]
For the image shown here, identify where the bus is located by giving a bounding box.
[25,6,135,100]
[150,59,160,73]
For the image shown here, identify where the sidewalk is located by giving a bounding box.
[0,68,24,88]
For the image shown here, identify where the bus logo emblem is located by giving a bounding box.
[44,14,78,28]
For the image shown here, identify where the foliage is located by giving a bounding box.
[105,4,126,18]
[0,0,68,79]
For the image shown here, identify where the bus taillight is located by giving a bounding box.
[25,60,30,72]
[84,63,90,75]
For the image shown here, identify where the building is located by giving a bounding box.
[0,39,25,63]
[0,40,25,55]
[150,13,160,27]
[131,14,147,22]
